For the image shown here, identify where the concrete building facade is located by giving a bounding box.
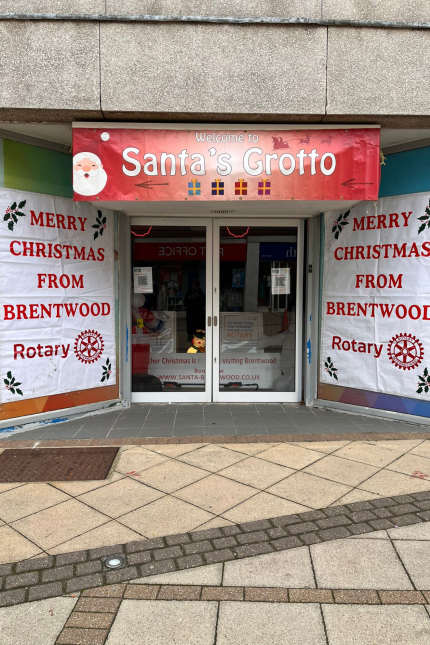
[2,3,430,432]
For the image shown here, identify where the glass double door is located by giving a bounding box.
[131,217,302,402]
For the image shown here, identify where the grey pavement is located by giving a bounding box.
[1,404,426,441]
[2,524,430,644]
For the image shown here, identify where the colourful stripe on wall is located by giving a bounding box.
[318,382,430,418]
[2,138,72,198]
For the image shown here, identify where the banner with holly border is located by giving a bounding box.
[320,192,430,401]
[0,189,116,404]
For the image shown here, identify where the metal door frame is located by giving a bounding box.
[130,216,213,403]
[212,218,304,403]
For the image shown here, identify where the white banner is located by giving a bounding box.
[0,189,116,403]
[321,192,430,400]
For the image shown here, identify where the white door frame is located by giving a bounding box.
[130,216,213,403]
[212,218,304,403]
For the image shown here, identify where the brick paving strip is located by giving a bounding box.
[2,430,430,448]
[54,583,430,645]
[1,490,430,610]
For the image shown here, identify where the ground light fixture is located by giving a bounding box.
[104,555,125,569]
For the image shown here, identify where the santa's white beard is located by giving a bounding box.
[73,169,108,196]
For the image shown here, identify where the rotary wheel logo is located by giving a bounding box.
[387,333,424,371]
[74,330,104,364]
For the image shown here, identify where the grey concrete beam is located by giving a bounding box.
[0,0,106,13]
[322,0,430,23]
[107,0,322,19]
[326,27,430,116]
[100,23,327,117]
[0,21,102,118]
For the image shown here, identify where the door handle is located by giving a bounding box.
[207,316,211,327]
[214,316,218,326]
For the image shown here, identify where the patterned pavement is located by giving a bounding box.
[0,435,430,643]
[1,438,430,561]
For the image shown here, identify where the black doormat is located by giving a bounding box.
[0,447,119,482]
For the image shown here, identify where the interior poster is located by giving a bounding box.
[320,192,430,400]
[0,189,116,404]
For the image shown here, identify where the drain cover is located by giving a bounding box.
[0,447,119,483]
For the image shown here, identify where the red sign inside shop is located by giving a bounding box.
[72,127,380,202]
[133,242,247,261]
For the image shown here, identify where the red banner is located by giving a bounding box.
[72,127,380,202]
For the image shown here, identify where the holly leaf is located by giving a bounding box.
[14,381,21,387]
[101,375,106,382]
[102,216,106,224]
[7,221,14,230]
[99,228,104,237]
[334,231,339,240]
[4,379,9,385]
[424,368,428,377]
[16,212,26,217]
[94,231,99,240]
[341,220,349,226]
[418,215,429,221]
[11,213,18,223]
[419,375,426,382]
[331,225,337,233]
[18,200,26,208]
[427,221,430,229]
[3,213,10,220]
[10,377,15,384]
[10,202,17,210]
[337,213,343,222]
[418,223,426,234]
[91,224,99,228]
[426,386,429,393]
[417,388,423,394]
[7,371,12,379]
[10,387,15,394]
[327,357,331,363]
[16,389,23,396]
[344,210,350,218]
[333,374,338,381]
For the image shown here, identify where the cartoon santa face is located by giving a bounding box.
[73,152,108,196]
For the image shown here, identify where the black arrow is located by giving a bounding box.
[341,178,374,188]
[135,180,170,189]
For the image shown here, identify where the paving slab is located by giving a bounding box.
[105,600,218,645]
[223,546,315,588]
[131,563,222,586]
[393,540,430,589]
[311,538,413,589]
[388,522,430,540]
[217,602,326,645]
[322,605,430,645]
[0,597,76,645]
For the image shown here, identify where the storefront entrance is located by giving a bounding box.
[130,218,303,402]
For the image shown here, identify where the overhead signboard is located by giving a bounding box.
[133,242,247,262]
[72,126,380,202]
